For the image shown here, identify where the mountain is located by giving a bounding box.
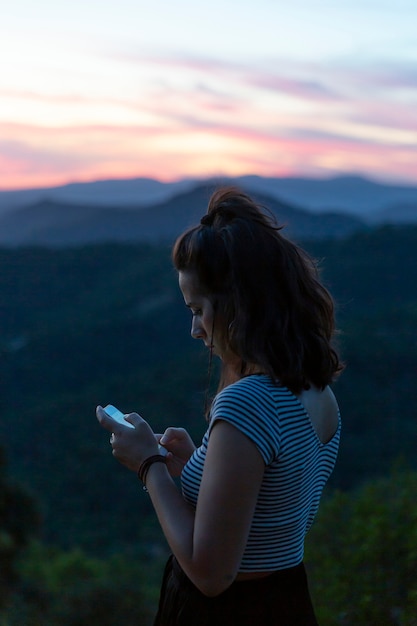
[371,202,417,224]
[0,177,195,216]
[1,174,416,223]
[0,184,366,247]
[235,174,417,220]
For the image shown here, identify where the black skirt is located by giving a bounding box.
[153,555,319,626]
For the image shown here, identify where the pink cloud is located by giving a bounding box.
[0,122,178,188]
[243,73,340,101]
[0,89,88,105]
[343,62,417,90]
[1,114,416,190]
[119,50,236,74]
[122,50,415,111]
[2,46,417,191]
[347,101,417,132]
[117,50,340,103]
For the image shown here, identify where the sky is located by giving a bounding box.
[1,0,417,190]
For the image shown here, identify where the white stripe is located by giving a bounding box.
[181,375,340,572]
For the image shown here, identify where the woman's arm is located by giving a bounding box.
[96,408,264,597]
[146,420,265,596]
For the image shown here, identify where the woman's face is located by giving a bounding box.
[179,270,235,364]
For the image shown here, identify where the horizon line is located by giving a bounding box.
[2,170,417,194]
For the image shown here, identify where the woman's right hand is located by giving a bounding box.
[156,428,196,477]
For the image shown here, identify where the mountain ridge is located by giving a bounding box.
[0,183,366,247]
[0,174,416,223]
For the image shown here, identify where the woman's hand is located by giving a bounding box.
[96,406,159,473]
[156,427,196,477]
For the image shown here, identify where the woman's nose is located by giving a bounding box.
[191,317,204,340]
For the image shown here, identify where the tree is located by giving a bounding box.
[10,543,159,625]
[0,447,41,608]
[306,468,417,625]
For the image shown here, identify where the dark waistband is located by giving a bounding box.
[170,555,306,589]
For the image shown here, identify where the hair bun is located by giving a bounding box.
[200,213,214,226]
[200,205,236,227]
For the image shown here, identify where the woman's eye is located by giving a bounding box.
[191,309,202,317]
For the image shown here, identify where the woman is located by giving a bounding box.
[97,187,343,625]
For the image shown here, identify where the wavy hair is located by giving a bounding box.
[172,187,343,395]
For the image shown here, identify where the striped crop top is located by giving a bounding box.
[181,375,341,572]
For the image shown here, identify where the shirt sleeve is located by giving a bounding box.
[208,378,281,465]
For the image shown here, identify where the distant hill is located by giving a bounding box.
[236,174,417,220]
[0,177,194,215]
[371,202,417,224]
[0,174,416,224]
[0,184,366,247]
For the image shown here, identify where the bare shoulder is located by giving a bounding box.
[297,385,339,444]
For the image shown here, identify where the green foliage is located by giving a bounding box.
[306,227,417,489]
[3,468,417,625]
[0,448,40,608]
[2,541,166,625]
[306,469,417,625]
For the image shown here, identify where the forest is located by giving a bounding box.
[0,223,417,625]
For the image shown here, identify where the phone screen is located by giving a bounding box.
[103,404,134,428]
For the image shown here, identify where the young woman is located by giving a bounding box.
[97,187,343,625]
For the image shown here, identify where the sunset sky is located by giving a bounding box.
[1,0,416,190]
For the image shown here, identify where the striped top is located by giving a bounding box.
[181,374,341,572]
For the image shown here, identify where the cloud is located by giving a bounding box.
[2,49,416,189]
[114,49,341,103]
[115,48,417,114]
[348,102,417,133]
[243,72,341,101]
[0,122,178,188]
[316,59,417,97]
[119,49,236,74]
[351,62,417,90]
[0,89,88,105]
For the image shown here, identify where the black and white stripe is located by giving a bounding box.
[181,375,341,572]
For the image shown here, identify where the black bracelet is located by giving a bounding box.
[137,454,167,489]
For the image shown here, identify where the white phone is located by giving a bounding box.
[103,404,134,428]
[103,404,168,456]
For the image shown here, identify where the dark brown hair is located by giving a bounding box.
[172,187,343,395]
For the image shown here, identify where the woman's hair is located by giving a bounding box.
[172,187,344,395]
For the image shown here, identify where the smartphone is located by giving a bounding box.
[103,404,134,428]
[103,404,168,456]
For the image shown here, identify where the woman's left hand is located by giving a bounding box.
[96,406,159,472]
